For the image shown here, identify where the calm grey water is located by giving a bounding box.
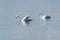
[0,0,60,40]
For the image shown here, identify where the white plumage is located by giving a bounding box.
[40,12,51,21]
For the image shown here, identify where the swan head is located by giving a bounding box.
[16,15,20,23]
[16,15,20,18]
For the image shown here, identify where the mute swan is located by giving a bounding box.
[16,15,32,25]
[40,12,51,21]
[21,16,32,24]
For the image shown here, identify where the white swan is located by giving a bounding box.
[40,12,51,21]
[16,15,32,24]
[21,16,32,24]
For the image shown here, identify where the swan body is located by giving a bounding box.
[40,12,51,21]
[21,16,32,24]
